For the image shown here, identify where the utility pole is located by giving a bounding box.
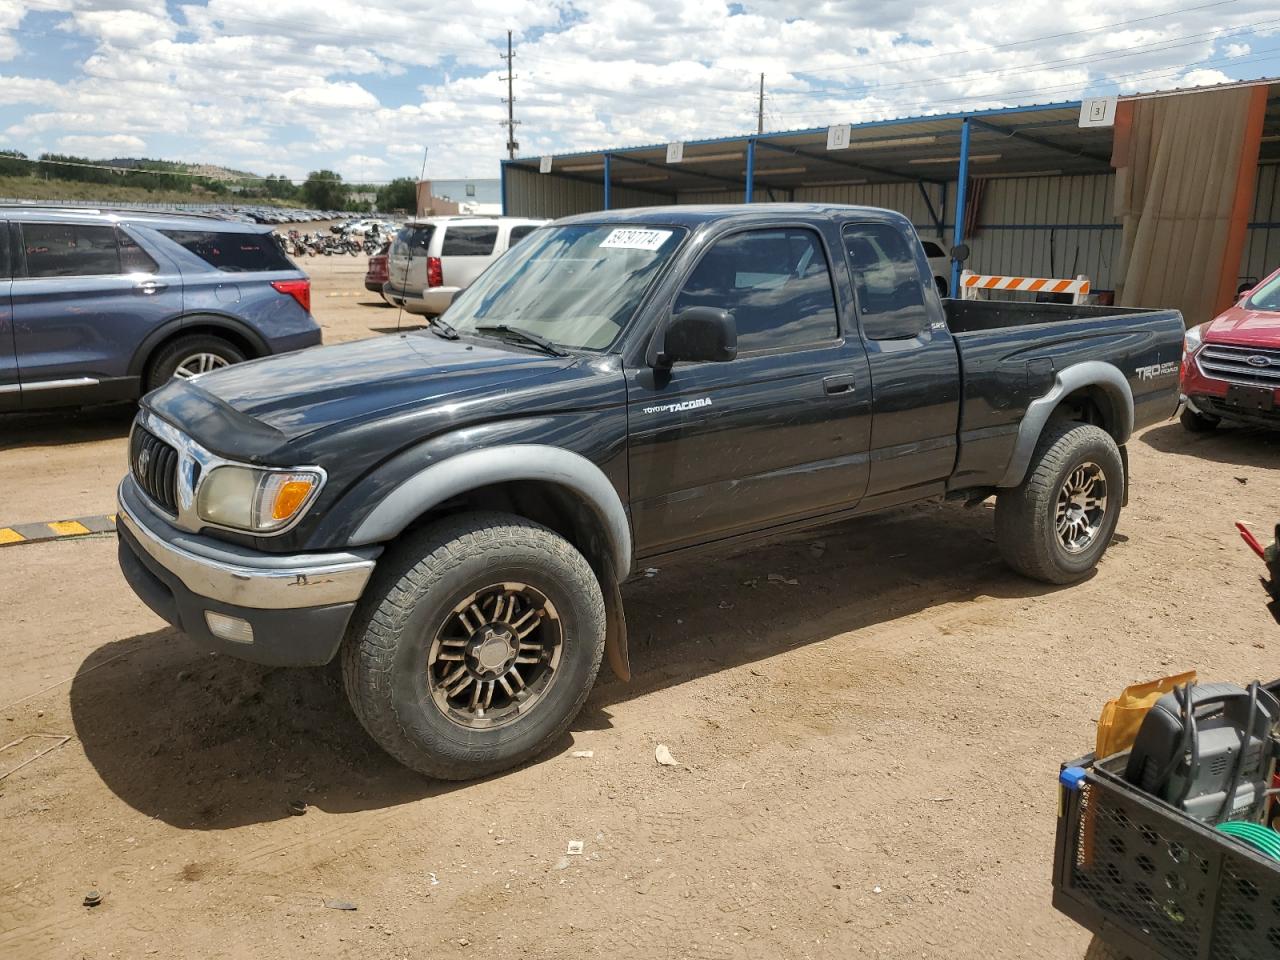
[757,73,765,134]
[500,30,520,159]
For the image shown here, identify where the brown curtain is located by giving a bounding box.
[1113,86,1267,326]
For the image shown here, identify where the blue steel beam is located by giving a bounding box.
[950,117,972,295]
[745,137,755,203]
[603,153,611,210]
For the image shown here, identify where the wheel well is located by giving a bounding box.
[399,480,616,581]
[1054,385,1121,441]
[142,322,261,380]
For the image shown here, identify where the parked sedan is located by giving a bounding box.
[365,243,390,304]
[1180,264,1280,431]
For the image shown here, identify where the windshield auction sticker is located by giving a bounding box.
[599,228,673,251]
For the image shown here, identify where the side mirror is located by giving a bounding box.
[950,243,970,262]
[660,307,737,366]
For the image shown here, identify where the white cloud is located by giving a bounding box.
[1179,68,1233,88]
[283,81,379,111]
[56,133,147,156]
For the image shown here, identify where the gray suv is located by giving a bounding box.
[0,207,321,412]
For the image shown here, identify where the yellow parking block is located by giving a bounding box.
[47,520,91,536]
[0,528,25,545]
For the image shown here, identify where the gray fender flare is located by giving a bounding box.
[996,361,1134,488]
[350,444,633,579]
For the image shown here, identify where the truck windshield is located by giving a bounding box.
[444,224,686,351]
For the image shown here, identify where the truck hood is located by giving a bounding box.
[145,331,577,455]
[1203,303,1280,348]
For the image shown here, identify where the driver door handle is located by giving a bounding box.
[134,280,167,296]
[823,374,857,395]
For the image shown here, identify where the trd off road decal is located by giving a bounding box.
[643,397,712,415]
[1135,361,1179,381]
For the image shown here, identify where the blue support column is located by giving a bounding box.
[500,161,508,216]
[745,138,755,203]
[950,118,971,295]
[603,153,612,210]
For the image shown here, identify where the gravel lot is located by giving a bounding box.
[1,252,1277,959]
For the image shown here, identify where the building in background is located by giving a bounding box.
[503,77,1280,327]
[416,178,501,217]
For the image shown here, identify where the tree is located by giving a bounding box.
[0,149,29,177]
[301,169,345,209]
[376,177,417,213]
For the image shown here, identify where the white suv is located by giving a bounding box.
[384,216,547,316]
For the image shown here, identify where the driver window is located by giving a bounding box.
[843,223,931,340]
[673,228,838,353]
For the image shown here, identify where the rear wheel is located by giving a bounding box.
[342,512,606,780]
[1180,407,1220,433]
[995,420,1124,584]
[146,334,246,392]
[1084,936,1128,960]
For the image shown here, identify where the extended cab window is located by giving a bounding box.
[844,223,931,340]
[159,230,294,273]
[21,223,121,278]
[673,228,838,353]
[442,225,497,256]
[0,223,9,279]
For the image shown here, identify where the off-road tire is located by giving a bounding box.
[1179,407,1219,433]
[145,334,246,392]
[341,511,606,780]
[995,420,1124,584]
[1083,936,1127,960]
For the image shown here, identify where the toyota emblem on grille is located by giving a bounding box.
[136,447,151,480]
[1245,354,1274,368]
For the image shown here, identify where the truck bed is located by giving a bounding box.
[943,298,1171,334]
[942,299,1185,491]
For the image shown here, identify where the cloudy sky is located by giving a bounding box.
[0,0,1276,184]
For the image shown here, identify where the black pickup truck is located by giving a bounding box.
[116,204,1183,779]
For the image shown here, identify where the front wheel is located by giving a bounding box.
[1180,407,1220,433]
[342,512,606,780]
[995,420,1124,584]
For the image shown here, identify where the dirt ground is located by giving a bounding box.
[1,252,1278,959]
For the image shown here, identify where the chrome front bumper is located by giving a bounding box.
[117,481,375,610]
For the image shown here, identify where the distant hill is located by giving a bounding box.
[0,174,302,207]
[101,157,261,181]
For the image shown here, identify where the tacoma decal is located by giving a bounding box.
[643,397,712,415]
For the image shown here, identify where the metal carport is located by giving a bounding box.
[502,78,1280,323]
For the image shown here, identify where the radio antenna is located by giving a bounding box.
[396,145,430,335]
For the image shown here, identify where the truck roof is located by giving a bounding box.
[554,202,904,229]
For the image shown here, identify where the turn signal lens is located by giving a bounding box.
[267,475,317,521]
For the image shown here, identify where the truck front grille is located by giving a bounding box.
[1197,343,1280,389]
[130,426,181,515]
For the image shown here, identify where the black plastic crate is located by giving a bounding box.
[1053,753,1280,960]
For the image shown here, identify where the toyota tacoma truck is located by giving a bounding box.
[116,204,1183,780]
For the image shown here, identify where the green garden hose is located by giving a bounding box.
[1216,821,1280,862]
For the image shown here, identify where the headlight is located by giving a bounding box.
[196,466,323,532]
[1183,323,1206,355]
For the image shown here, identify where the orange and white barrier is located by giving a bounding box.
[960,270,1091,304]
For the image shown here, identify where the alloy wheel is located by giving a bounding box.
[1055,462,1108,554]
[426,582,563,729]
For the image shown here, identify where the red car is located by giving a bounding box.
[364,242,391,304]
[1180,265,1280,432]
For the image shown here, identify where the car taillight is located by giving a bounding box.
[271,279,311,313]
[426,256,443,288]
